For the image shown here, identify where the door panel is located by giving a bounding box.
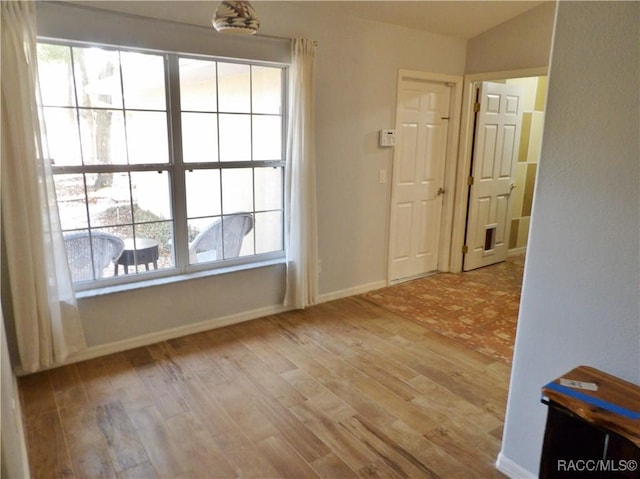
[464,81,524,271]
[389,79,451,281]
[394,202,413,259]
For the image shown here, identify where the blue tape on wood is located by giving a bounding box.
[544,381,640,420]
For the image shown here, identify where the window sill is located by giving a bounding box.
[75,257,286,299]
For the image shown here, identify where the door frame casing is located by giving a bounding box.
[387,70,463,284]
[450,67,548,273]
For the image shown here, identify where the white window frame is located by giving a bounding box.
[38,38,288,292]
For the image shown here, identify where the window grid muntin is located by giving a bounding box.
[39,40,286,289]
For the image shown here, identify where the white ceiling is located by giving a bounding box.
[295,1,548,39]
[76,1,548,40]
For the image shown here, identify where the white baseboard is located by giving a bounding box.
[316,280,388,304]
[73,282,388,364]
[496,453,536,479]
[26,281,393,372]
[508,247,527,257]
[63,303,292,366]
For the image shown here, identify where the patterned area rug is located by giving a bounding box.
[361,255,524,365]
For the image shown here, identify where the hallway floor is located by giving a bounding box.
[361,255,524,364]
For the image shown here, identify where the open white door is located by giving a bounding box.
[464,81,524,271]
[389,77,451,281]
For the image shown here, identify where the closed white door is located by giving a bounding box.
[389,78,451,281]
[463,81,524,271]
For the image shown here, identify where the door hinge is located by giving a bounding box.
[473,102,480,113]
[467,176,474,186]
[462,245,469,254]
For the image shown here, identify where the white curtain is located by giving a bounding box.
[1,0,86,373]
[284,38,318,309]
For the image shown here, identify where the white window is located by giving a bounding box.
[37,42,286,289]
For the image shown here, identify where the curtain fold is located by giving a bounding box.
[1,0,85,373]
[284,38,318,309]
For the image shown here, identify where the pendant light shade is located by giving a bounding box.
[213,1,260,35]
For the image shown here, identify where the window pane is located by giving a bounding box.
[54,174,88,230]
[42,107,82,166]
[181,113,218,163]
[252,66,281,114]
[187,214,254,263]
[79,109,127,165]
[179,58,217,112]
[218,62,250,113]
[254,167,282,211]
[131,171,173,222]
[254,211,283,254]
[222,169,253,214]
[252,115,282,161]
[186,169,221,218]
[73,47,123,109]
[188,217,219,264]
[64,227,125,282]
[238,225,254,257]
[37,44,75,107]
[85,172,130,228]
[121,52,166,110]
[126,111,169,164]
[219,114,250,162]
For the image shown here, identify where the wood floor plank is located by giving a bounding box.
[380,418,480,479]
[175,378,237,438]
[166,334,228,382]
[100,353,155,412]
[210,428,281,479]
[24,410,75,479]
[95,401,150,473]
[163,411,237,478]
[116,461,158,479]
[206,375,281,443]
[233,321,300,374]
[126,348,191,419]
[225,338,308,408]
[59,405,117,479]
[127,405,186,477]
[251,393,331,462]
[49,363,88,411]
[289,400,376,472]
[74,357,117,406]
[310,452,357,479]
[408,374,502,433]
[18,371,56,419]
[255,434,322,479]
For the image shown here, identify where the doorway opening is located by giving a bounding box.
[451,70,548,273]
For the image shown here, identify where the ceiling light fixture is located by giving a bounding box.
[213,1,260,35]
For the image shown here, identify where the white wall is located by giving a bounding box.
[499,2,640,476]
[466,2,555,74]
[257,2,467,295]
[35,2,466,349]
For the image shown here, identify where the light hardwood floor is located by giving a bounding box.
[19,296,511,479]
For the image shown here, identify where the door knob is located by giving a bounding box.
[509,183,517,192]
[437,187,446,196]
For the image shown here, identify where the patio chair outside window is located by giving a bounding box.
[63,232,125,282]
[189,213,254,264]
